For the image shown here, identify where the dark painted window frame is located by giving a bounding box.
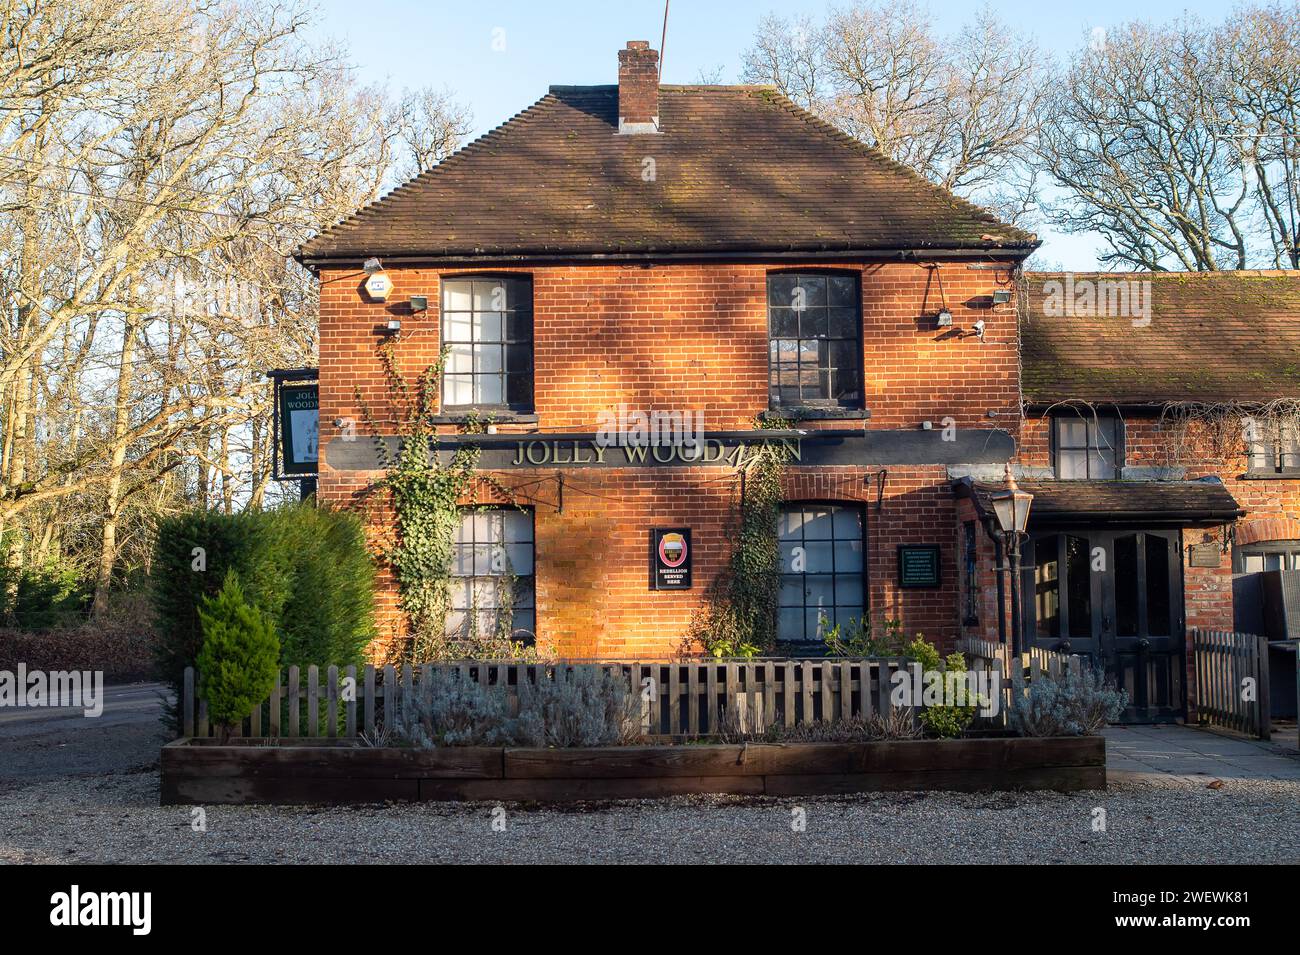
[775,499,869,652]
[765,269,864,413]
[439,273,535,413]
[1050,410,1125,479]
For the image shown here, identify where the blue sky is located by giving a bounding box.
[311,0,1234,269]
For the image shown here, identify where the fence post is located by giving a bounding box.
[288,665,300,737]
[1256,633,1272,741]
[668,662,681,736]
[327,665,339,739]
[364,664,376,735]
[307,665,320,738]
[382,664,396,731]
[270,669,282,738]
[345,665,357,738]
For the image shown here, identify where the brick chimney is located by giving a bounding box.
[617,41,660,133]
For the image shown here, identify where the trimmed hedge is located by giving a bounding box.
[152,503,376,700]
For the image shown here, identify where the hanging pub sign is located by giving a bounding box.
[650,528,692,590]
[277,381,319,476]
[897,544,941,588]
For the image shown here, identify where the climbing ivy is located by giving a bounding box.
[691,416,794,657]
[357,343,529,663]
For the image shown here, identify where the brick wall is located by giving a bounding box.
[316,259,1019,658]
[1020,411,1300,713]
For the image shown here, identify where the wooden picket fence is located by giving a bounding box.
[1192,629,1271,740]
[955,636,1083,726]
[181,658,925,741]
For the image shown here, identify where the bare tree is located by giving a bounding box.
[740,2,1045,221]
[0,0,471,617]
[1037,4,1300,270]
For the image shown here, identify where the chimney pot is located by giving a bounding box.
[618,41,659,134]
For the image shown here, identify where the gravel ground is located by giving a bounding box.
[2,699,1297,864]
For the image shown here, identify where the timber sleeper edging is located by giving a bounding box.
[160,736,1106,805]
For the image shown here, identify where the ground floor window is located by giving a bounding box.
[778,503,865,643]
[962,521,978,625]
[1234,540,1300,573]
[450,507,535,644]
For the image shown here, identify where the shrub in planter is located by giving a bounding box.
[716,706,924,744]
[389,670,641,748]
[514,671,642,747]
[1010,665,1127,736]
[391,674,518,747]
[903,637,977,739]
[195,574,280,739]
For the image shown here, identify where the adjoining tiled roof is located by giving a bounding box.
[957,477,1244,524]
[297,85,1037,264]
[1022,271,1300,405]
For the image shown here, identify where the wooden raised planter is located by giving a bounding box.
[160,736,1105,805]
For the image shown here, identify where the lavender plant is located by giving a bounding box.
[388,669,641,748]
[1009,665,1128,737]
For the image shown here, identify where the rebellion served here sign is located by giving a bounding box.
[650,528,692,590]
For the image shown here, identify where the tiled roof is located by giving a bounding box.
[297,85,1037,264]
[957,477,1244,524]
[1022,271,1300,405]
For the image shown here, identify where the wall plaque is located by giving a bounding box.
[650,528,692,590]
[1188,543,1221,568]
[898,544,941,588]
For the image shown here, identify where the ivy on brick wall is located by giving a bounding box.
[690,416,794,657]
[357,343,529,663]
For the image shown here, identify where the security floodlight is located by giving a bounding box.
[410,295,428,312]
[992,289,1012,304]
[385,319,401,334]
[362,257,383,275]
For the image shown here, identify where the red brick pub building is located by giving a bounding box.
[297,42,1300,723]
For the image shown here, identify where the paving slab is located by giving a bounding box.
[1104,723,1300,782]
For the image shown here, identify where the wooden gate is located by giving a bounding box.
[1192,629,1272,739]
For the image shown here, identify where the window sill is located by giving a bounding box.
[762,407,871,423]
[431,411,538,424]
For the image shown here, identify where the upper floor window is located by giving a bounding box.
[1246,419,1300,476]
[778,503,865,644]
[442,276,533,410]
[767,272,862,409]
[1052,413,1122,479]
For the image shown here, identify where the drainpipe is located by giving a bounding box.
[991,523,1007,645]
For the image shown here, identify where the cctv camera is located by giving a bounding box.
[973,318,986,340]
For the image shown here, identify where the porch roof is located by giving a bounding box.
[954,477,1244,526]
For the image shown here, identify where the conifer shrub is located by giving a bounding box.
[152,503,376,728]
[195,574,280,739]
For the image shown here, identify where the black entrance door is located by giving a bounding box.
[1022,529,1185,723]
